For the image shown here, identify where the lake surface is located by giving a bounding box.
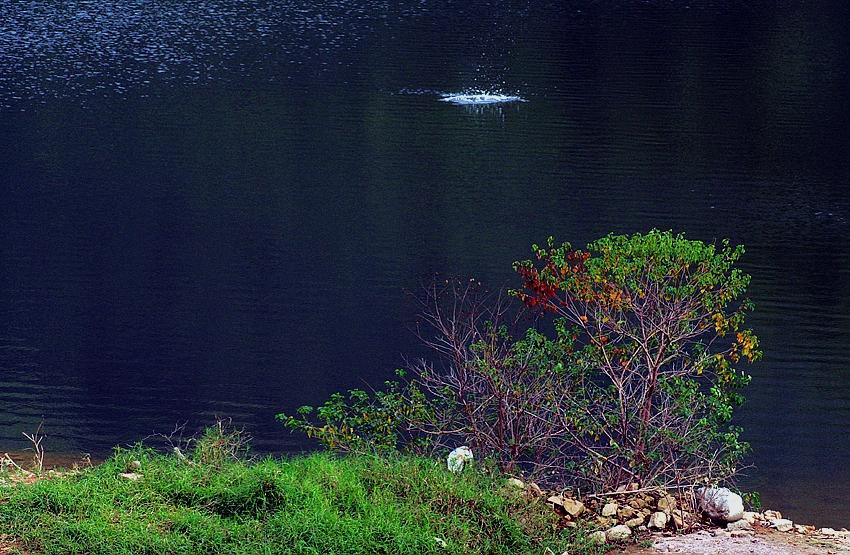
[1,0,849,525]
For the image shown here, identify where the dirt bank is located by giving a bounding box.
[624,526,850,555]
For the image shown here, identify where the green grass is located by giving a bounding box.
[0,449,604,555]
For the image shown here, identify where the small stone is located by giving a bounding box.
[601,502,618,517]
[617,506,637,520]
[119,472,142,481]
[649,511,668,529]
[547,494,565,507]
[127,460,141,471]
[506,478,525,489]
[596,516,615,528]
[763,509,782,520]
[630,497,650,510]
[625,516,645,528]
[793,524,815,534]
[742,511,758,524]
[727,519,753,531]
[606,524,632,541]
[771,518,793,532]
[657,494,677,513]
[588,530,607,545]
[561,498,586,517]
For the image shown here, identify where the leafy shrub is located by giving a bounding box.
[513,230,760,490]
[279,378,430,455]
[283,231,761,492]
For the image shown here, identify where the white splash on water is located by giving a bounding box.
[439,92,526,105]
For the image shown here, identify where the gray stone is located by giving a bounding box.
[119,472,142,481]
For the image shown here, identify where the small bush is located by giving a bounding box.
[284,231,761,493]
[513,230,760,490]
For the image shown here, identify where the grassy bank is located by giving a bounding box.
[0,448,601,555]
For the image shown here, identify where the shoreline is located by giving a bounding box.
[3,448,848,555]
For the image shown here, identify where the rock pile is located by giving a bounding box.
[505,478,850,547]
[534,482,698,541]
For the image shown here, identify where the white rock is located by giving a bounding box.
[649,511,668,529]
[446,446,473,473]
[588,530,607,545]
[771,518,793,532]
[119,472,142,481]
[606,524,632,541]
[742,511,758,524]
[696,487,744,522]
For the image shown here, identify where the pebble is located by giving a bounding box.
[771,518,794,532]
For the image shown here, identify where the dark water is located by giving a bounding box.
[1,0,849,525]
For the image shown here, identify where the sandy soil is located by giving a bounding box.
[622,527,850,555]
